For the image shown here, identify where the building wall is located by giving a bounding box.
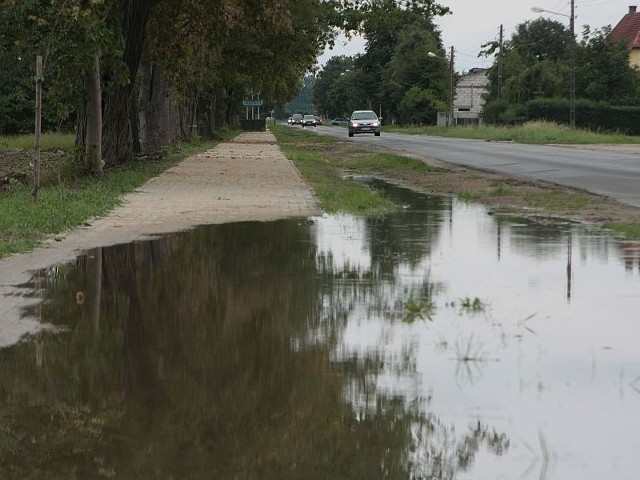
[630,48,640,68]
[453,68,489,124]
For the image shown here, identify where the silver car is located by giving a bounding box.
[348,110,381,137]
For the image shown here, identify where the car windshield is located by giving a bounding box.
[351,111,377,121]
[304,115,315,119]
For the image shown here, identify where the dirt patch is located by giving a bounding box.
[0,148,70,189]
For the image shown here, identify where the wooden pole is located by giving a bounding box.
[449,46,455,127]
[569,0,576,128]
[32,55,43,201]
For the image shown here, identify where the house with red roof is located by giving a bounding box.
[609,5,640,67]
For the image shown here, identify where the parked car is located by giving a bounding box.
[291,113,303,125]
[348,110,381,137]
[301,114,317,127]
[331,118,347,126]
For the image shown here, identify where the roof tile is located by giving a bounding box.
[610,11,640,48]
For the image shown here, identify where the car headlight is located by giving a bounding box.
[351,122,359,127]
[372,122,379,127]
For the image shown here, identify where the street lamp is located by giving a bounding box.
[427,47,455,127]
[531,2,576,128]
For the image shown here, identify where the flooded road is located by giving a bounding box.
[3,180,640,478]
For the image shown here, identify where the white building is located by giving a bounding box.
[437,68,489,126]
[454,68,489,125]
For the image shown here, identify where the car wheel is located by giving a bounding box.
[348,131,354,137]
[375,131,380,137]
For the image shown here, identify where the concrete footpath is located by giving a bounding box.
[0,131,321,346]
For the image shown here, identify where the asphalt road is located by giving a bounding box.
[311,125,640,208]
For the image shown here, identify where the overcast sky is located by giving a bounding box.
[318,0,636,73]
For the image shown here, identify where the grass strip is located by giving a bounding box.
[384,120,640,144]
[0,133,238,260]
[271,124,442,216]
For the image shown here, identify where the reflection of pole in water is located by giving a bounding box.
[566,232,572,303]
[496,219,502,261]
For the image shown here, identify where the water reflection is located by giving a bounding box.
[3,181,640,478]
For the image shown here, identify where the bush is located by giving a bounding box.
[485,97,640,134]
[481,99,509,124]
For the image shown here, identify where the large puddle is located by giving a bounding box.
[3,180,640,478]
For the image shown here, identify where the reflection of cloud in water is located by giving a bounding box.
[314,181,640,479]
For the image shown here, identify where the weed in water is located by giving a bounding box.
[403,297,435,322]
[447,297,488,315]
[459,296,487,312]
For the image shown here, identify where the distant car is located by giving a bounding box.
[301,114,317,127]
[348,110,381,137]
[287,117,293,125]
[331,118,347,126]
[314,116,323,125]
[291,113,303,125]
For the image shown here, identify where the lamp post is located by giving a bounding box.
[428,46,455,127]
[532,1,576,128]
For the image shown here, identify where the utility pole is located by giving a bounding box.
[498,25,503,99]
[449,46,455,127]
[569,0,576,128]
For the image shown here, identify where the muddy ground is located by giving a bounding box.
[0,148,70,189]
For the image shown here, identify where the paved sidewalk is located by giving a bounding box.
[0,131,321,346]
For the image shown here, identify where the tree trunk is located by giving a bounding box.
[32,55,42,201]
[85,247,103,338]
[85,54,103,175]
[139,61,177,155]
[102,0,155,166]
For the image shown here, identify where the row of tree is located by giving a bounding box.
[0,0,344,173]
[312,14,640,126]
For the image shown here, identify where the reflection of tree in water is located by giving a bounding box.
[364,181,449,275]
[2,219,508,477]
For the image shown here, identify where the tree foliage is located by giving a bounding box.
[482,19,640,112]
[313,0,450,123]
[0,0,339,166]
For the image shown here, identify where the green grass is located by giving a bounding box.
[271,124,410,216]
[605,222,640,239]
[0,132,76,150]
[271,124,444,214]
[384,120,640,144]
[278,138,397,215]
[0,132,238,260]
[524,190,597,211]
